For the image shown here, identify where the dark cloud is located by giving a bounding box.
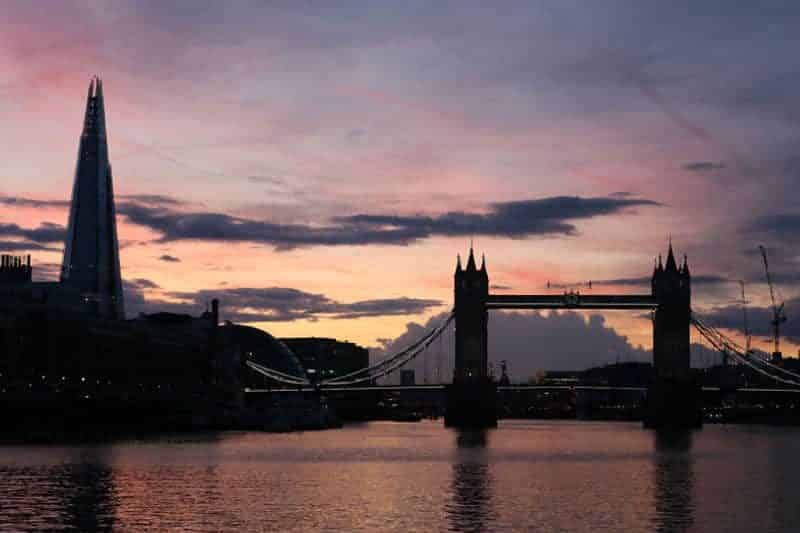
[0,240,59,252]
[690,342,727,369]
[116,201,421,249]
[698,296,800,343]
[0,222,66,244]
[127,278,161,290]
[125,286,442,323]
[118,194,187,206]
[122,278,161,309]
[760,271,800,286]
[158,254,181,262]
[683,161,725,172]
[339,196,661,239]
[328,297,444,320]
[116,195,659,250]
[374,310,720,382]
[746,214,800,245]
[0,195,69,208]
[592,274,729,287]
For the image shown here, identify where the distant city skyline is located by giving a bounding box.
[1,2,799,362]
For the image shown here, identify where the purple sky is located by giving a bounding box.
[1,1,799,375]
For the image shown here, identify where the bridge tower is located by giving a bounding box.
[645,243,701,428]
[652,244,691,381]
[454,247,488,381]
[446,247,497,427]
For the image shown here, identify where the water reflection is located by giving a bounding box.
[2,424,798,532]
[0,449,116,532]
[447,430,495,532]
[652,430,695,532]
[62,457,116,532]
[765,430,800,530]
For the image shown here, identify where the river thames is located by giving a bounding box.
[1,420,799,532]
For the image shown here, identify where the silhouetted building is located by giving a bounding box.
[0,255,32,284]
[539,370,581,386]
[400,369,415,386]
[582,362,654,387]
[0,79,125,320]
[0,79,306,433]
[228,325,307,389]
[447,247,497,428]
[61,77,124,319]
[281,337,368,381]
[651,243,691,382]
[645,243,699,428]
[453,247,488,383]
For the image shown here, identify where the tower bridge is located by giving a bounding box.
[247,238,800,427]
[250,242,705,429]
[246,244,800,428]
[446,244,694,428]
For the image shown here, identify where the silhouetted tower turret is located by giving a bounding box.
[60,77,124,319]
[454,246,489,382]
[645,242,700,428]
[448,246,496,427]
[651,243,691,381]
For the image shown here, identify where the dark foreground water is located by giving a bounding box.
[1,421,799,532]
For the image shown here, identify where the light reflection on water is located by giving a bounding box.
[448,430,494,532]
[0,421,799,532]
[653,431,694,532]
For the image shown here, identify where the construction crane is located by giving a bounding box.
[738,280,751,357]
[759,245,787,362]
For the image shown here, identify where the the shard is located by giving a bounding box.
[60,77,125,319]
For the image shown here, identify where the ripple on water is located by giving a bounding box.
[0,421,799,532]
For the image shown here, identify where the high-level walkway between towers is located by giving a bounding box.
[485,294,656,310]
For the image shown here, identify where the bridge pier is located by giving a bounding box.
[444,380,497,428]
[644,245,702,429]
[446,248,497,428]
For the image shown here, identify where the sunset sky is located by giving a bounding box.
[2,2,799,373]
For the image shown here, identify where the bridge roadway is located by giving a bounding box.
[485,294,657,310]
[246,385,800,394]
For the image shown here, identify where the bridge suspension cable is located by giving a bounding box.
[243,311,454,388]
[691,313,800,380]
[246,360,310,386]
[691,313,800,387]
[320,312,454,386]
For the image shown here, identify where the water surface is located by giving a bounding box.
[1,420,799,532]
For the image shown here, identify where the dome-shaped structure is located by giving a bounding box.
[222,324,306,387]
